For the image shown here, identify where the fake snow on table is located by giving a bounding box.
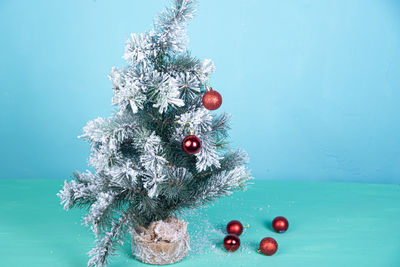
[182,209,253,259]
[184,210,225,256]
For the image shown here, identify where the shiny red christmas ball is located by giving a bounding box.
[272,216,289,233]
[182,135,201,154]
[202,89,222,110]
[258,237,278,256]
[223,234,240,252]
[226,220,243,236]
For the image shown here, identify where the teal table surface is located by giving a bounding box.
[1,179,400,267]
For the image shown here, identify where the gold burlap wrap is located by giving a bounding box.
[131,216,189,265]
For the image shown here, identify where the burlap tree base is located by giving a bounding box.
[131,216,190,265]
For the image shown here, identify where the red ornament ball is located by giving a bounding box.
[202,90,222,110]
[272,216,289,233]
[258,237,278,256]
[223,234,240,252]
[226,220,243,236]
[182,135,201,154]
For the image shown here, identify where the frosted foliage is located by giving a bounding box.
[176,107,212,133]
[139,132,166,171]
[155,0,196,53]
[58,176,100,210]
[109,160,139,187]
[167,167,193,186]
[84,192,116,236]
[151,74,185,113]
[81,114,136,152]
[143,169,167,198]
[123,32,156,66]
[175,108,222,171]
[59,180,84,210]
[137,132,169,198]
[81,117,111,143]
[109,67,147,114]
[172,72,202,99]
[195,59,216,84]
[87,210,132,267]
[58,1,252,266]
[88,146,116,173]
[200,59,215,75]
[195,134,222,171]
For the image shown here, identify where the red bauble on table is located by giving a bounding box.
[202,89,222,110]
[223,234,240,252]
[182,135,201,154]
[272,216,289,233]
[257,237,278,256]
[226,220,243,236]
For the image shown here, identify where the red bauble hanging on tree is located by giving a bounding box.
[272,216,289,233]
[182,135,201,154]
[223,234,240,252]
[202,88,222,110]
[257,237,278,256]
[226,220,244,236]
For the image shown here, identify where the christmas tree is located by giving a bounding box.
[58,0,252,266]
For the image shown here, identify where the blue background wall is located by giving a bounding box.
[1,0,400,183]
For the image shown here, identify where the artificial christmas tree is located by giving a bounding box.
[58,0,252,266]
